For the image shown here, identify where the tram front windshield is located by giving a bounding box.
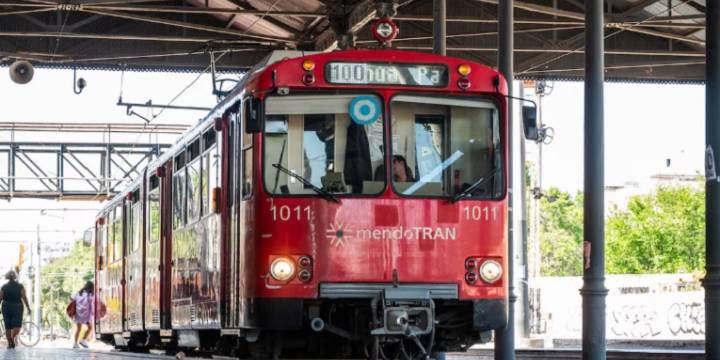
[263,94,386,195]
[390,95,503,199]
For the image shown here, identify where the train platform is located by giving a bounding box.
[0,344,704,360]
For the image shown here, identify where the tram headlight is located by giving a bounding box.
[270,257,296,281]
[479,259,503,284]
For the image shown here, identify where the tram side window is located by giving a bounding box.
[131,189,141,252]
[242,131,253,199]
[105,214,112,265]
[97,222,106,270]
[187,138,202,222]
[228,119,235,208]
[113,206,123,262]
[173,153,186,229]
[148,175,160,244]
[264,116,289,194]
[202,128,218,215]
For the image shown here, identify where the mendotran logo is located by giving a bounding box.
[326,223,457,248]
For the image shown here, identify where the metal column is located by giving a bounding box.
[519,86,530,339]
[581,1,607,360]
[705,1,720,359]
[432,0,446,56]
[495,0,515,359]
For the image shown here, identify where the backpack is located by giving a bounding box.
[66,300,76,318]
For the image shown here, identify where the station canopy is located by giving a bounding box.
[0,0,707,83]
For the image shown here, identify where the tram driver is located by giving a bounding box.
[374,155,415,182]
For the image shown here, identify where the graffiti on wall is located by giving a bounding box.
[610,305,662,338]
[531,274,705,340]
[667,302,704,336]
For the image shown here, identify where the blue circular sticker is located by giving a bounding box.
[349,96,380,125]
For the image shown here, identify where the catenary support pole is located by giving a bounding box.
[495,0,515,359]
[433,0,446,56]
[581,1,607,360]
[34,224,41,328]
[705,1,720,359]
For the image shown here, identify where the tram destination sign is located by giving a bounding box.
[326,62,448,87]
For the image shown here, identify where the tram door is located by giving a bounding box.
[125,187,144,331]
[103,204,124,333]
[95,217,108,334]
[144,174,163,330]
[223,108,241,329]
[237,99,255,328]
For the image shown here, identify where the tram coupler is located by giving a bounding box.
[370,288,435,337]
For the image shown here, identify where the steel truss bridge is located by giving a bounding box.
[0,122,185,200]
[0,142,168,200]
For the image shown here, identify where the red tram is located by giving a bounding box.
[93,20,537,359]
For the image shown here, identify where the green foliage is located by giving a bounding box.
[538,184,705,276]
[606,185,705,274]
[41,240,94,332]
[539,187,584,276]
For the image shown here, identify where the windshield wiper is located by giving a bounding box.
[448,168,501,203]
[271,163,340,203]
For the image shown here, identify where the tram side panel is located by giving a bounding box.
[193,128,222,329]
[125,187,145,332]
[169,129,223,330]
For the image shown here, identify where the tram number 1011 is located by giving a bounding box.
[463,206,498,222]
[270,205,312,221]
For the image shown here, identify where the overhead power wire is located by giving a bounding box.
[149,0,282,122]
[112,0,282,196]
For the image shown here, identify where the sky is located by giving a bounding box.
[0,68,220,272]
[0,67,707,274]
[534,81,704,192]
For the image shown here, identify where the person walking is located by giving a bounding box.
[72,281,94,349]
[0,270,31,349]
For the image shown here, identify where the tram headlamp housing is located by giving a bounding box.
[270,257,296,282]
[479,259,503,284]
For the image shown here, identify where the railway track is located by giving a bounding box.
[450,349,705,360]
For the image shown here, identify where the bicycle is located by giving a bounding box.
[0,314,41,347]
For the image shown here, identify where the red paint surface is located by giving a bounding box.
[247,49,509,301]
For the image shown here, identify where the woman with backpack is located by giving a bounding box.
[71,281,94,349]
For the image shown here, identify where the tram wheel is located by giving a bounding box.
[175,351,186,360]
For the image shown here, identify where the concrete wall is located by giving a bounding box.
[530,274,704,341]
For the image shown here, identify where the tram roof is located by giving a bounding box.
[0,0,705,83]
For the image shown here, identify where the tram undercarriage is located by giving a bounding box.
[106,296,504,360]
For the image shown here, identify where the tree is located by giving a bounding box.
[538,187,584,276]
[536,183,705,276]
[41,240,94,333]
[606,185,705,274]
